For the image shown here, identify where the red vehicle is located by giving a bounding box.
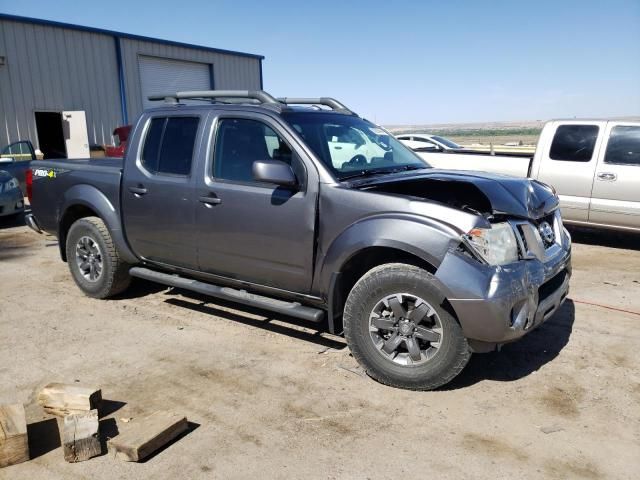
[104,125,132,157]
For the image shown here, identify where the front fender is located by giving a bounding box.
[59,184,138,264]
[314,213,461,295]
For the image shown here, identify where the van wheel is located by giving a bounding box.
[65,216,131,299]
[343,263,471,390]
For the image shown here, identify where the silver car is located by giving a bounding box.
[0,170,24,218]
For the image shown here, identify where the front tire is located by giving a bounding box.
[343,263,471,390]
[65,216,131,299]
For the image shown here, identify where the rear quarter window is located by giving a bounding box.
[141,116,199,176]
[549,125,599,162]
[604,126,640,166]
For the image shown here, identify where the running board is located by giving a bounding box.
[129,267,324,323]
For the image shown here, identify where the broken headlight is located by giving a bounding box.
[464,222,518,265]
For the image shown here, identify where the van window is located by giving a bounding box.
[604,126,640,166]
[141,116,199,175]
[549,125,599,162]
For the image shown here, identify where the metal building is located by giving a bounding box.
[0,14,264,158]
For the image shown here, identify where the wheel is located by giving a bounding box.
[65,216,131,299]
[343,263,471,390]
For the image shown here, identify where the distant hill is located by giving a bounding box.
[386,117,640,147]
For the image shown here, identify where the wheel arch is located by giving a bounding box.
[58,184,137,264]
[319,216,461,334]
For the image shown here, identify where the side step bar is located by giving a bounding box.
[129,267,325,323]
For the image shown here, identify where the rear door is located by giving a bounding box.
[536,121,606,222]
[195,113,318,293]
[589,122,640,229]
[122,113,205,269]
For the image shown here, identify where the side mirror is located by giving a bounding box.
[252,160,297,188]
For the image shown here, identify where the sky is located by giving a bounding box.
[1,0,639,125]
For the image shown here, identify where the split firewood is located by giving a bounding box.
[37,383,102,416]
[0,404,29,468]
[108,411,188,462]
[62,409,101,462]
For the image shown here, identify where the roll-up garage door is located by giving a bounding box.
[139,56,211,109]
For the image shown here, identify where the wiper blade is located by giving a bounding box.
[339,165,425,181]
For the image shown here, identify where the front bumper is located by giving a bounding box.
[434,244,571,350]
[0,189,24,217]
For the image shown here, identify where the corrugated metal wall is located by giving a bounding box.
[0,18,122,149]
[119,38,262,120]
[0,16,263,151]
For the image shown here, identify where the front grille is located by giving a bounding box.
[533,213,557,249]
[538,269,567,303]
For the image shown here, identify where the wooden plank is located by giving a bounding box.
[0,404,29,468]
[108,411,188,462]
[62,409,101,463]
[37,383,102,416]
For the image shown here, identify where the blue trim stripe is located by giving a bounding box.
[113,36,128,124]
[0,13,264,60]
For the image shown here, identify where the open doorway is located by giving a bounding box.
[35,112,67,159]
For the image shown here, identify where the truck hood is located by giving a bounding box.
[355,168,558,220]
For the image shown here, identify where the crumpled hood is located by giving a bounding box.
[356,168,558,220]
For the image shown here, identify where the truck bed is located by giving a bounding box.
[30,157,124,235]
[416,150,532,177]
[33,157,124,173]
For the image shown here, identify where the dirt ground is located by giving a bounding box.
[1,213,639,480]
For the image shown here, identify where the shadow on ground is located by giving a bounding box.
[27,418,61,459]
[568,226,640,251]
[0,210,26,230]
[165,289,346,350]
[442,300,575,390]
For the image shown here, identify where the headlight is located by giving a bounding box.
[464,222,518,265]
[4,178,19,191]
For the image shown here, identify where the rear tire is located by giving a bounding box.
[65,216,131,299]
[343,263,471,390]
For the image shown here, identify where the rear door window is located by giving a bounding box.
[604,126,640,166]
[141,116,199,176]
[549,125,599,162]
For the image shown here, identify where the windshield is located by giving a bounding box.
[281,112,430,180]
[431,136,461,149]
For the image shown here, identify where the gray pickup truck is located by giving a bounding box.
[26,90,572,390]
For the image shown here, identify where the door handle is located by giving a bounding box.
[128,185,148,195]
[597,172,617,181]
[334,146,342,150]
[198,195,222,206]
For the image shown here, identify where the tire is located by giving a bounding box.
[65,216,131,299]
[343,263,471,390]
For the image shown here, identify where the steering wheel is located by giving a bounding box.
[347,154,367,167]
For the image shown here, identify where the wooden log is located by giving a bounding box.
[62,409,101,462]
[37,383,102,416]
[0,404,29,468]
[108,411,188,462]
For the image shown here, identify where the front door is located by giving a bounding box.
[122,114,203,269]
[589,123,640,229]
[196,115,318,293]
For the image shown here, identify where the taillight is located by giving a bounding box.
[26,169,33,203]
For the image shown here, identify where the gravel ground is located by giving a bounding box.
[1,213,639,480]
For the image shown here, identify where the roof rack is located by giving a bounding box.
[147,90,354,114]
[277,97,353,114]
[148,90,281,106]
